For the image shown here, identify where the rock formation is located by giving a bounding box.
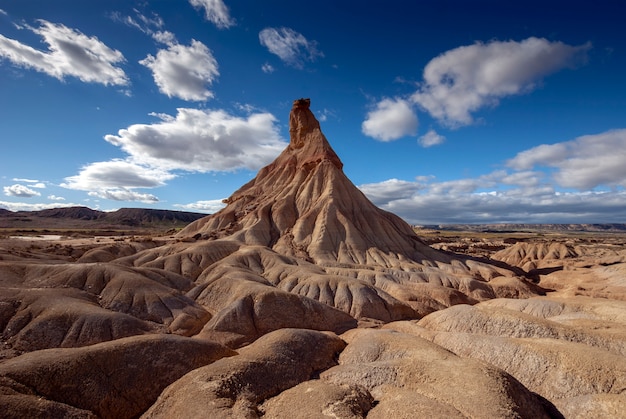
[122,97,539,344]
[1,99,625,417]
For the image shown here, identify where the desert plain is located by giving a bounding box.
[1,99,625,418]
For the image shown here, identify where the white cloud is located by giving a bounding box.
[140,40,219,101]
[507,129,626,190]
[62,160,174,190]
[0,201,79,212]
[0,9,7,16]
[104,108,286,172]
[48,195,66,201]
[110,10,163,34]
[189,0,235,29]
[316,108,336,122]
[12,178,39,183]
[358,129,626,224]
[362,98,418,141]
[418,129,445,147]
[152,30,176,45]
[3,184,41,197]
[63,107,286,204]
[507,143,568,170]
[12,178,45,188]
[499,170,542,188]
[88,189,159,203]
[359,179,424,206]
[110,10,175,45]
[411,37,590,126]
[362,174,626,224]
[259,27,322,68]
[0,20,128,86]
[261,62,275,73]
[175,199,226,213]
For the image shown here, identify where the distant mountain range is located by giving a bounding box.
[419,223,626,233]
[0,206,207,231]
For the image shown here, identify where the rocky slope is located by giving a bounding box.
[0,99,624,418]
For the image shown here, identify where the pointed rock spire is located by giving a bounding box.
[282,98,342,170]
[289,98,317,148]
[179,98,435,264]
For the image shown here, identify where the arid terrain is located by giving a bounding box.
[1,99,625,418]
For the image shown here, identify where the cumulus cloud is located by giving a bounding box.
[3,184,41,197]
[259,27,322,68]
[358,179,424,206]
[189,0,235,29]
[175,199,226,213]
[362,174,626,225]
[418,129,445,147]
[62,107,285,204]
[362,98,418,141]
[0,20,128,86]
[104,108,286,172]
[48,195,66,201]
[386,188,626,224]
[507,129,626,190]
[88,189,158,203]
[140,40,219,101]
[63,160,173,190]
[61,160,174,202]
[360,128,626,224]
[412,37,590,126]
[152,30,176,45]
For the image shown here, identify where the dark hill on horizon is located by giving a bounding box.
[0,206,206,232]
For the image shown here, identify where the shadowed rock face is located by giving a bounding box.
[4,99,625,418]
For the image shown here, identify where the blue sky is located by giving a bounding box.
[1,0,625,224]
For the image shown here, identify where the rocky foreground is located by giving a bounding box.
[1,99,625,418]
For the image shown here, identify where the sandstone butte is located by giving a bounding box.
[1,98,625,418]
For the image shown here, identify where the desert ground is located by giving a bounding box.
[1,99,625,418]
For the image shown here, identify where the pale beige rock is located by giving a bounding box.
[417,303,626,356]
[321,328,555,418]
[554,394,626,419]
[492,241,579,268]
[260,380,373,418]
[194,279,357,348]
[365,387,466,419]
[0,261,211,354]
[1,287,155,352]
[389,296,626,415]
[540,261,626,300]
[142,328,346,418]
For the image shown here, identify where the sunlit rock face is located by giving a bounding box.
[4,99,624,418]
